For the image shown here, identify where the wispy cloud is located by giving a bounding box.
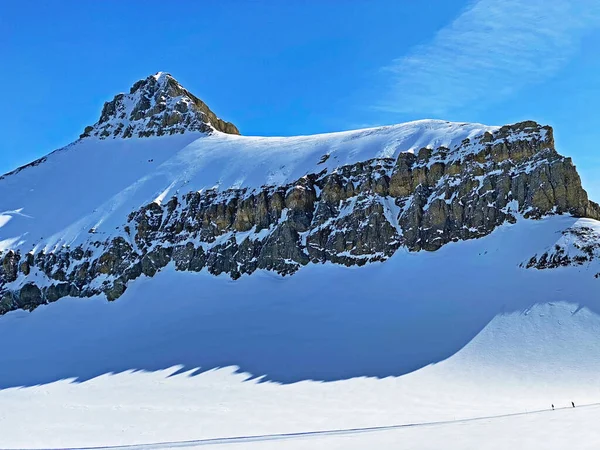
[379,0,600,115]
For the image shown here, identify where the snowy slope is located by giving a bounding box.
[1,215,600,448]
[2,75,589,310]
[0,120,498,254]
[201,405,600,450]
[1,73,600,449]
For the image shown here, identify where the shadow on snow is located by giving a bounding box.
[0,216,597,389]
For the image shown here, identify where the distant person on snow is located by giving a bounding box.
[572,401,575,408]
[552,404,554,410]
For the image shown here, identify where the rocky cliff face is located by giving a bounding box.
[79,72,239,139]
[1,116,598,315]
[523,221,600,271]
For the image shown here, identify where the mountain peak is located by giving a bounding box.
[80,72,239,140]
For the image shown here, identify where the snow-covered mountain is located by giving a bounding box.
[80,71,239,139]
[1,73,598,313]
[1,73,600,449]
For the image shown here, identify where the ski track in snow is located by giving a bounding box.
[4,403,599,450]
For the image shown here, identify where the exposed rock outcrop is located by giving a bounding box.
[523,223,600,270]
[79,72,239,139]
[1,121,598,315]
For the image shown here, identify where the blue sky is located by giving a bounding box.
[1,0,599,198]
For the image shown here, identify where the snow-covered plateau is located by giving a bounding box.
[0,73,599,449]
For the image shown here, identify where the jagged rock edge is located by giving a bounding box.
[1,121,599,314]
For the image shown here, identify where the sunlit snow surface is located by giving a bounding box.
[0,120,598,448]
[1,215,599,449]
[0,120,498,253]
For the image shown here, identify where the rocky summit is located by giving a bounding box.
[0,74,599,315]
[79,72,239,139]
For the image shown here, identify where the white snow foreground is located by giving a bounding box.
[1,215,600,449]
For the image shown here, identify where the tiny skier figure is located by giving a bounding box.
[552,404,554,410]
[572,401,575,408]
